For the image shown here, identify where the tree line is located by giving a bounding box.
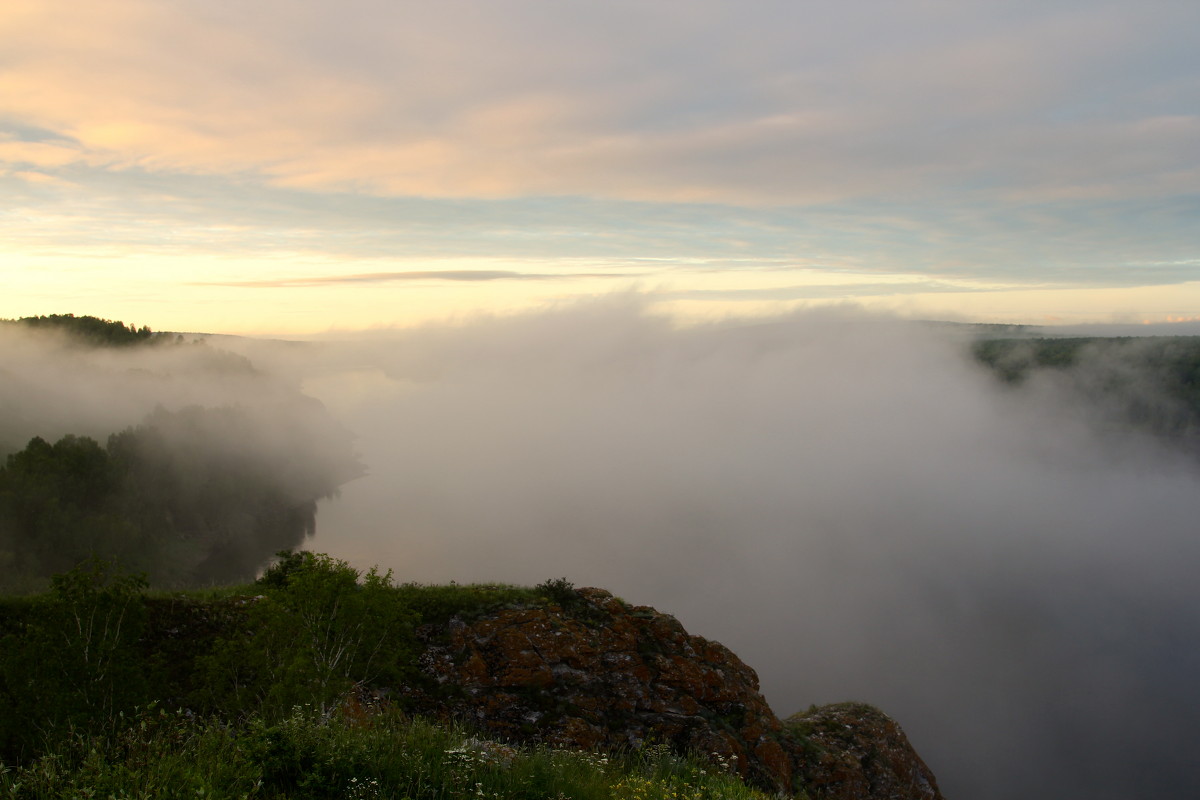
[0,405,349,590]
[3,313,166,346]
[0,313,361,592]
[972,335,1200,446]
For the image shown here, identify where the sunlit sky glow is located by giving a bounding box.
[2,0,1198,334]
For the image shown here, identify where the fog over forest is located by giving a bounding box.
[4,300,1200,799]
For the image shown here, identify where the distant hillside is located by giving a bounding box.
[971,335,1200,447]
[735,321,1200,449]
[0,315,361,591]
[3,313,167,346]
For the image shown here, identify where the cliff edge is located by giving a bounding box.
[408,586,943,799]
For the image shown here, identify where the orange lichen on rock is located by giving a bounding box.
[412,587,943,798]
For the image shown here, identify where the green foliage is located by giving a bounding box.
[972,335,1200,444]
[0,706,261,800]
[0,312,362,591]
[10,313,160,347]
[971,337,1091,383]
[105,404,352,586]
[391,581,542,627]
[0,559,148,758]
[45,556,148,675]
[535,578,613,625]
[0,705,774,800]
[0,402,358,591]
[536,577,582,610]
[0,435,143,583]
[201,551,416,719]
[0,552,420,762]
[0,555,778,796]
[255,549,313,590]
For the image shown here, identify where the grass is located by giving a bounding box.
[0,705,773,800]
[391,582,548,626]
[0,568,785,797]
[144,583,261,601]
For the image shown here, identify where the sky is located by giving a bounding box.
[2,0,1198,334]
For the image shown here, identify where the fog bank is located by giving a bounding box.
[4,303,1199,797]
[290,300,1200,800]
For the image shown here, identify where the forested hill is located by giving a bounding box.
[972,335,1200,447]
[0,315,361,592]
[3,313,166,346]
[0,405,357,588]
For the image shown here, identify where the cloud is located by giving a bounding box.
[0,139,83,170]
[660,278,994,302]
[198,270,640,288]
[3,0,1197,205]
[2,0,1197,328]
[6,164,1198,287]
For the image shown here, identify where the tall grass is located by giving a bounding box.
[0,705,773,800]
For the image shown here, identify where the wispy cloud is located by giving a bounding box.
[198,269,638,288]
[3,1,1197,204]
[1,0,1197,328]
[662,280,998,302]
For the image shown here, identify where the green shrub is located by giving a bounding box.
[200,551,416,719]
[0,558,148,758]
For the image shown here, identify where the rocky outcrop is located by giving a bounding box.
[786,703,942,800]
[409,587,942,799]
